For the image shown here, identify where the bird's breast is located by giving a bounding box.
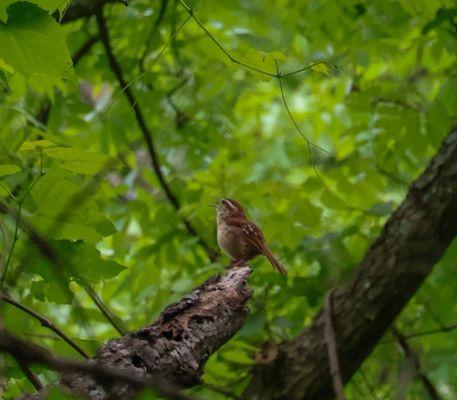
[217,223,244,259]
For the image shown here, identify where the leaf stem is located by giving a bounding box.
[0,157,45,288]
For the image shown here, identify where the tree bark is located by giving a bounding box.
[243,125,457,399]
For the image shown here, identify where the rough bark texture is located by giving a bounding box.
[59,266,252,399]
[244,126,457,400]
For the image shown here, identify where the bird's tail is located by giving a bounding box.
[261,244,287,276]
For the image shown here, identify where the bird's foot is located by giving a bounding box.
[230,259,247,268]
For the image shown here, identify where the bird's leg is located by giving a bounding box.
[230,259,247,268]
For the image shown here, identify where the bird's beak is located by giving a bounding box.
[209,196,221,207]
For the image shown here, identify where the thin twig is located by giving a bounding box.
[178,0,334,79]
[391,327,441,400]
[95,9,217,261]
[84,284,125,337]
[281,61,337,78]
[103,13,191,117]
[421,300,447,330]
[0,219,8,280]
[0,290,89,358]
[177,0,333,161]
[176,0,338,170]
[375,164,409,187]
[139,0,169,71]
[359,368,380,400]
[0,159,44,288]
[178,0,275,77]
[1,202,22,287]
[73,34,100,65]
[14,356,43,391]
[380,323,457,343]
[165,76,191,128]
[275,60,330,174]
[323,290,346,400]
[0,232,43,392]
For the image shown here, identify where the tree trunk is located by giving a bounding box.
[243,126,457,399]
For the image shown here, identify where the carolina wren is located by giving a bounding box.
[216,199,287,275]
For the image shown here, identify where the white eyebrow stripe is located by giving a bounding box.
[224,199,236,209]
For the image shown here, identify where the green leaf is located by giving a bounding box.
[27,240,126,302]
[0,57,13,73]
[320,190,347,210]
[45,147,111,175]
[422,8,457,35]
[30,280,46,301]
[18,139,57,152]
[44,279,74,304]
[30,276,73,305]
[0,163,20,176]
[44,386,76,400]
[136,390,157,400]
[232,50,286,80]
[28,172,116,243]
[0,2,73,94]
[67,241,127,283]
[368,202,394,217]
[170,277,193,293]
[221,350,254,365]
[0,0,71,22]
[238,311,267,337]
[19,140,112,175]
[0,182,12,198]
[310,62,330,75]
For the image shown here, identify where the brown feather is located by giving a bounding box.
[258,242,288,275]
[242,221,287,276]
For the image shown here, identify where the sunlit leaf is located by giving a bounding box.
[18,140,57,152]
[0,163,20,176]
[44,147,112,175]
[0,2,73,94]
[310,62,329,75]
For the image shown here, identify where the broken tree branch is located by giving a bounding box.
[0,329,192,400]
[61,266,252,399]
[7,266,252,399]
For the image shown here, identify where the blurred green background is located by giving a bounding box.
[0,0,456,398]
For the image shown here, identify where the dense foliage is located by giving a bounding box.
[0,0,456,398]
